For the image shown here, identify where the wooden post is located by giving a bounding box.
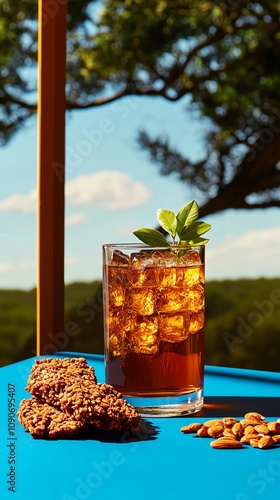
[36,0,67,354]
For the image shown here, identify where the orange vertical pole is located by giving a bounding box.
[36,0,67,354]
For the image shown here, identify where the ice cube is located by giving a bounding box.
[109,284,125,307]
[130,267,156,287]
[157,286,189,312]
[108,266,126,285]
[187,283,205,312]
[157,251,178,267]
[108,267,126,306]
[189,309,204,333]
[111,250,130,266]
[159,312,190,342]
[150,250,164,263]
[122,311,132,334]
[108,309,131,357]
[109,333,122,357]
[108,308,121,330]
[107,309,123,356]
[129,333,158,354]
[156,267,177,287]
[179,250,201,266]
[131,252,154,268]
[131,314,158,336]
[128,288,155,315]
[176,266,204,287]
[127,314,158,355]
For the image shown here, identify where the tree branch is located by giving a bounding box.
[199,130,280,217]
[0,93,37,111]
[66,89,129,109]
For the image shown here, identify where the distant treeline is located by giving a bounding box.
[0,278,279,371]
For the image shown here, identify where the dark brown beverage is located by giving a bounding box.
[103,246,205,403]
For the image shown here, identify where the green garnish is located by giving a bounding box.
[133,200,211,247]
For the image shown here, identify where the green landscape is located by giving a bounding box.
[1,278,279,371]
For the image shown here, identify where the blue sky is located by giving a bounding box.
[0,95,279,290]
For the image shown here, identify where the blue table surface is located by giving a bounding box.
[1,352,280,500]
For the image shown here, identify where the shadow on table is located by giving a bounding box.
[196,396,280,418]
[60,419,160,444]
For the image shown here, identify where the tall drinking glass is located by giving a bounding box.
[103,243,205,417]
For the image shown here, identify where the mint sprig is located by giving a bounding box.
[133,200,211,247]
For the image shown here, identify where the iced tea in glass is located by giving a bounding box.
[103,244,205,416]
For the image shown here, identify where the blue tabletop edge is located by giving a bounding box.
[2,350,280,384]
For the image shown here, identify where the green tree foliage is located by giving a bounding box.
[63,281,104,355]
[0,288,36,365]
[1,279,280,372]
[5,281,105,367]
[1,1,280,215]
[205,278,280,371]
[0,0,92,142]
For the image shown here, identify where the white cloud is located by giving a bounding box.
[65,213,89,226]
[0,262,13,273]
[0,189,37,213]
[0,171,151,214]
[207,226,280,280]
[66,171,151,210]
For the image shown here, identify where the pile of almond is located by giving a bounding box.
[180,412,280,449]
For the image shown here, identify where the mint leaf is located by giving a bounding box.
[176,200,199,237]
[180,221,211,242]
[133,200,211,247]
[133,228,170,247]
[157,209,177,238]
[180,237,210,246]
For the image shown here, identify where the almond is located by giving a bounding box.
[258,436,275,449]
[222,417,239,427]
[181,412,280,451]
[197,425,209,437]
[223,428,236,438]
[267,422,280,435]
[244,425,256,435]
[180,423,203,433]
[254,424,270,435]
[244,412,265,421]
[210,437,243,449]
[240,419,260,427]
[241,433,259,444]
[204,419,222,427]
[207,422,224,438]
[250,438,260,448]
[232,422,244,438]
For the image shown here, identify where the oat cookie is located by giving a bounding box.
[26,357,97,406]
[60,382,141,431]
[18,397,88,439]
[19,357,141,438]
